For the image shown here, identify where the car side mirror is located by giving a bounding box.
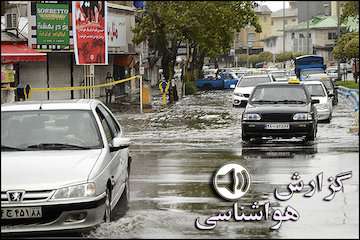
[328,93,334,98]
[110,137,130,152]
[311,99,320,104]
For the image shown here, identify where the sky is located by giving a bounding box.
[260,1,290,12]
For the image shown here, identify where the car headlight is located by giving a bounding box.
[51,183,96,200]
[293,113,312,121]
[243,113,261,121]
[234,92,244,97]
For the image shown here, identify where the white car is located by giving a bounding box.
[326,67,338,81]
[233,74,273,107]
[303,81,333,122]
[1,99,131,233]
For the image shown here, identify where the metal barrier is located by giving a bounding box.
[337,86,359,112]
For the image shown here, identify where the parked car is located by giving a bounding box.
[241,79,319,142]
[196,71,239,90]
[302,73,338,105]
[326,67,339,81]
[233,74,273,107]
[1,99,131,233]
[303,81,333,123]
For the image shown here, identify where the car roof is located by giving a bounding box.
[1,99,103,111]
[242,74,270,78]
[302,80,323,85]
[254,82,304,87]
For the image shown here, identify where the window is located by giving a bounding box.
[284,19,288,25]
[308,33,311,38]
[299,33,305,38]
[291,32,295,39]
[292,18,296,22]
[97,105,121,137]
[96,108,113,142]
[328,32,336,40]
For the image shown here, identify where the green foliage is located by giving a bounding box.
[341,1,359,25]
[336,80,359,89]
[133,1,261,81]
[333,32,359,61]
[258,51,273,63]
[344,35,359,59]
[238,54,248,64]
[275,52,293,63]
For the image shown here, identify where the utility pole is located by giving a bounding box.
[336,1,341,81]
[306,1,310,54]
[283,0,286,68]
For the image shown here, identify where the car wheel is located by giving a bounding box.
[104,187,112,223]
[242,132,250,142]
[117,172,130,213]
[305,126,316,142]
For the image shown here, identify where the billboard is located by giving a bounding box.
[36,3,70,47]
[107,13,127,47]
[72,1,108,65]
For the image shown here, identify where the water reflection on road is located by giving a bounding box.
[88,90,358,238]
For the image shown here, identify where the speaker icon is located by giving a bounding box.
[213,163,251,201]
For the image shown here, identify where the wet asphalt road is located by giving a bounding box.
[88,90,359,239]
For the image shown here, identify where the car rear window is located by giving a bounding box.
[238,76,271,87]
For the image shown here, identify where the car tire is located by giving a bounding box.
[242,132,250,142]
[305,126,316,142]
[104,187,112,223]
[118,173,130,213]
[325,114,332,123]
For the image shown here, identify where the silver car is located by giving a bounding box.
[1,99,131,234]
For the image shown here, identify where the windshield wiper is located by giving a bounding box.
[251,100,278,104]
[1,145,26,151]
[276,100,306,104]
[26,143,92,150]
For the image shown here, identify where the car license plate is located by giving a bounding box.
[265,123,290,129]
[1,207,42,219]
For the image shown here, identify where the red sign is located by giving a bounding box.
[72,1,108,65]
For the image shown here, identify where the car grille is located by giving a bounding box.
[1,190,54,203]
[261,113,294,122]
[244,94,250,98]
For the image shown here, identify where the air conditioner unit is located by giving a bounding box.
[5,13,18,30]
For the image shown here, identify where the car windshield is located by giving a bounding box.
[1,110,103,151]
[238,76,270,87]
[305,84,326,97]
[250,86,308,104]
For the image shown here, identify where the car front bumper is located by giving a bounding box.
[1,193,106,234]
[242,121,315,138]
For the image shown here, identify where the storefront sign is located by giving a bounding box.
[72,1,108,65]
[36,3,70,46]
[108,13,126,47]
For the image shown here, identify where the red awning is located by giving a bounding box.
[1,43,47,63]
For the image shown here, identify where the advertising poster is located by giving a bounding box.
[107,13,127,47]
[36,3,69,47]
[72,1,108,65]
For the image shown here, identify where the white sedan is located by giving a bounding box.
[233,74,273,107]
[303,81,333,122]
[1,99,131,233]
